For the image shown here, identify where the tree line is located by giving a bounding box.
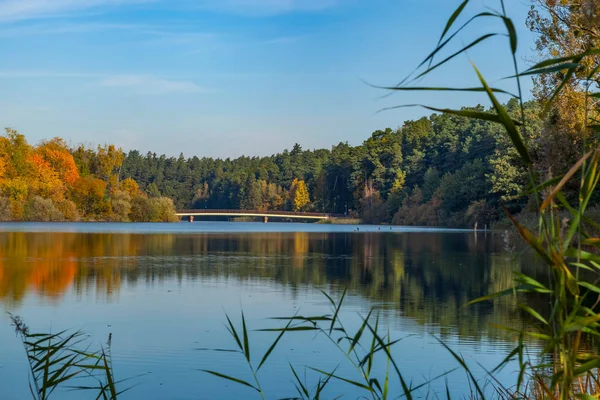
[119,99,550,227]
[0,129,177,222]
[0,97,567,226]
[0,93,585,227]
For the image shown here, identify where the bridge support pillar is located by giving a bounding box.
[263,216,268,223]
[189,215,194,223]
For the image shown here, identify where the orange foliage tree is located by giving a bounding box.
[0,129,156,221]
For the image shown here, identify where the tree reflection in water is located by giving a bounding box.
[0,231,543,341]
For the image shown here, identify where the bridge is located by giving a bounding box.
[176,209,340,221]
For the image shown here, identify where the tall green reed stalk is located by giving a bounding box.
[205,1,600,398]
[9,314,125,400]
[375,0,600,398]
[201,290,456,399]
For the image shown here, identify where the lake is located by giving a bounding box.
[0,222,540,399]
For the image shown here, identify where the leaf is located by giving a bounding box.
[258,314,300,372]
[472,63,531,164]
[371,85,517,97]
[258,327,319,332]
[329,288,347,335]
[578,282,600,294]
[380,104,523,125]
[241,311,250,363]
[501,16,517,54]
[201,370,259,391]
[413,34,501,81]
[309,367,373,391]
[504,208,553,265]
[348,309,372,355]
[439,0,469,44]
[518,304,548,325]
[224,313,243,353]
[289,364,309,399]
[517,62,581,77]
[540,150,592,211]
[522,175,563,197]
[364,321,413,400]
[436,338,484,399]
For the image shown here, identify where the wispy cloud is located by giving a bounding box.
[0,70,102,78]
[0,0,341,21]
[98,74,209,94]
[263,35,304,44]
[0,0,153,21]
[0,20,217,45]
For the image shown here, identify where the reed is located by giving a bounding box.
[204,0,600,398]
[6,0,600,398]
[9,314,125,400]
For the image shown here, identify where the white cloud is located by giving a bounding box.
[196,0,340,15]
[0,0,340,21]
[0,0,152,21]
[98,74,208,94]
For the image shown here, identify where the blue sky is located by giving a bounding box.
[0,0,536,158]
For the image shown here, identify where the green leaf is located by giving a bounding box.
[413,34,501,81]
[371,85,517,97]
[439,0,469,43]
[501,16,517,54]
[257,314,296,371]
[225,313,243,353]
[380,104,523,126]
[578,281,600,294]
[436,338,484,399]
[289,364,309,399]
[472,63,530,164]
[348,309,372,355]
[518,304,548,325]
[540,150,592,211]
[201,370,259,391]
[258,327,319,332]
[518,62,581,77]
[329,288,347,335]
[241,311,250,363]
[309,367,373,392]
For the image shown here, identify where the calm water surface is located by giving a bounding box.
[0,222,540,399]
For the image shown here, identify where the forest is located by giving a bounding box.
[121,98,555,227]
[0,96,581,226]
[0,130,178,222]
[0,0,596,227]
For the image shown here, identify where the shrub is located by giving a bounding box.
[24,196,64,222]
[149,197,179,222]
[111,190,132,222]
[0,196,12,221]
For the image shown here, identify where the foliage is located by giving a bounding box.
[0,196,13,221]
[9,314,124,400]
[0,133,164,222]
[289,178,310,212]
[148,197,178,222]
[24,196,64,222]
[111,190,132,222]
[381,0,600,397]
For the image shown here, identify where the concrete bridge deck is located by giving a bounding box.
[176,209,341,220]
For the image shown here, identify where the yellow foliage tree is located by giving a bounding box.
[289,178,310,212]
[120,178,144,199]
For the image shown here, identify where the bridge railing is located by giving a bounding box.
[177,209,348,218]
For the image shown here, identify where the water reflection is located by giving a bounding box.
[0,230,544,341]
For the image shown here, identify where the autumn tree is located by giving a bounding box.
[97,144,125,189]
[71,177,110,218]
[289,178,310,212]
[24,196,64,222]
[528,0,600,179]
[111,190,132,222]
[120,178,144,199]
